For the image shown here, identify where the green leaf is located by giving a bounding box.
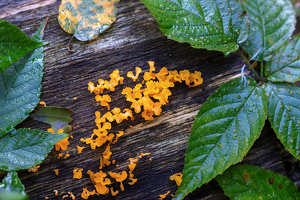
[0,191,28,200]
[141,0,249,56]
[58,0,120,41]
[241,0,296,61]
[0,128,67,171]
[290,0,300,15]
[265,34,300,82]
[0,20,43,73]
[0,21,47,137]
[264,82,300,160]
[173,77,268,200]
[31,106,74,133]
[216,164,300,200]
[0,172,25,195]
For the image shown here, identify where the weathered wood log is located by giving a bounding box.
[0,0,291,199]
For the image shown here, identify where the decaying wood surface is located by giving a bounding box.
[0,0,296,199]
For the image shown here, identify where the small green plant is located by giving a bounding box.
[141,0,300,199]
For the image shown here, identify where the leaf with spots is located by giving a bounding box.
[173,77,268,200]
[264,82,300,160]
[31,106,74,133]
[58,0,119,42]
[0,19,43,73]
[141,0,249,56]
[241,0,296,62]
[0,19,47,138]
[0,172,25,195]
[265,34,300,83]
[216,164,300,200]
[0,128,68,171]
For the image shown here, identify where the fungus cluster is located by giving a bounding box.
[122,61,203,120]
[46,61,202,199]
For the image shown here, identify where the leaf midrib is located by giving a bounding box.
[185,85,257,191]
[0,135,52,153]
[256,0,266,56]
[0,60,28,107]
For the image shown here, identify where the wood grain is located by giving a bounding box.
[0,0,293,199]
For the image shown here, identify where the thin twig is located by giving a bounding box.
[238,50,260,80]
[68,35,75,53]
[41,17,49,35]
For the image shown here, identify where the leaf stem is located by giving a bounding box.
[40,17,49,35]
[68,35,75,53]
[238,50,260,80]
[260,61,264,78]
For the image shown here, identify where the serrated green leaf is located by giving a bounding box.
[58,0,119,41]
[173,77,268,200]
[241,0,296,61]
[216,164,300,200]
[0,172,25,195]
[265,34,300,82]
[0,20,43,73]
[0,128,67,171]
[141,0,249,56]
[0,191,28,200]
[264,82,300,160]
[0,21,47,137]
[31,106,74,133]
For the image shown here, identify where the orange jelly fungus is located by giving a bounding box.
[88,70,124,95]
[128,177,137,185]
[74,97,77,100]
[58,154,63,158]
[143,61,156,81]
[54,169,59,176]
[28,165,40,172]
[57,129,64,134]
[49,128,70,151]
[169,173,183,186]
[127,67,142,82]
[64,154,70,159]
[73,168,83,179]
[110,187,119,196]
[81,188,95,200]
[128,163,136,174]
[95,94,111,110]
[109,171,128,191]
[159,191,171,200]
[87,170,111,195]
[55,137,70,151]
[112,131,124,144]
[39,101,46,106]
[54,190,58,195]
[77,146,84,154]
[138,152,151,158]
[47,128,54,133]
[62,195,69,199]
[70,194,76,200]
